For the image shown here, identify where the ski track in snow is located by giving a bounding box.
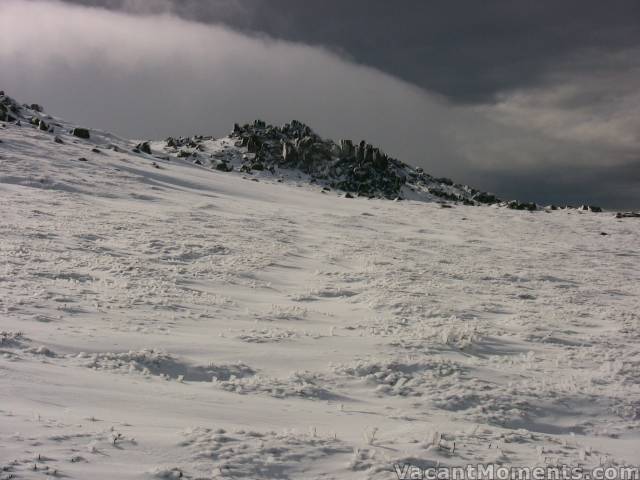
[1,118,640,479]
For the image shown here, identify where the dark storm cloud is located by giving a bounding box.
[1,0,639,208]
[59,0,640,103]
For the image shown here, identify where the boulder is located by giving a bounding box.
[435,177,454,186]
[507,201,537,211]
[472,192,500,204]
[72,127,90,139]
[578,205,602,213]
[615,212,640,218]
[215,161,233,172]
[136,142,152,155]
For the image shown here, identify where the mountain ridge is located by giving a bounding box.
[0,90,605,212]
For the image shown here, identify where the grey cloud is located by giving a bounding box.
[58,0,640,104]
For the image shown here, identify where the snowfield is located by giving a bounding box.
[1,106,639,479]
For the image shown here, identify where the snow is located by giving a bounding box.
[1,106,639,479]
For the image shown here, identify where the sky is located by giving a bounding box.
[1,0,639,208]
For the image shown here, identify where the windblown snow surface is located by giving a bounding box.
[1,107,639,479]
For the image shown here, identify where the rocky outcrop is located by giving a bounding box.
[230,120,414,199]
[0,92,21,122]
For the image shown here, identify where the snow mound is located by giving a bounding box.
[214,370,337,400]
[82,349,253,382]
[334,358,463,397]
[180,427,351,479]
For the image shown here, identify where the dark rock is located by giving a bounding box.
[364,144,374,164]
[30,104,43,112]
[435,177,454,186]
[615,212,640,218]
[600,232,608,236]
[136,141,152,155]
[91,148,101,153]
[215,162,233,172]
[72,127,90,139]
[507,200,537,211]
[78,157,88,162]
[246,135,261,154]
[38,120,48,131]
[339,139,354,159]
[355,141,365,163]
[345,192,354,199]
[472,192,500,204]
[285,142,302,165]
[373,150,388,170]
[579,205,602,213]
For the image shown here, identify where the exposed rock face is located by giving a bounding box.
[72,127,90,139]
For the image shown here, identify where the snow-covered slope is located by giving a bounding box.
[1,95,639,479]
